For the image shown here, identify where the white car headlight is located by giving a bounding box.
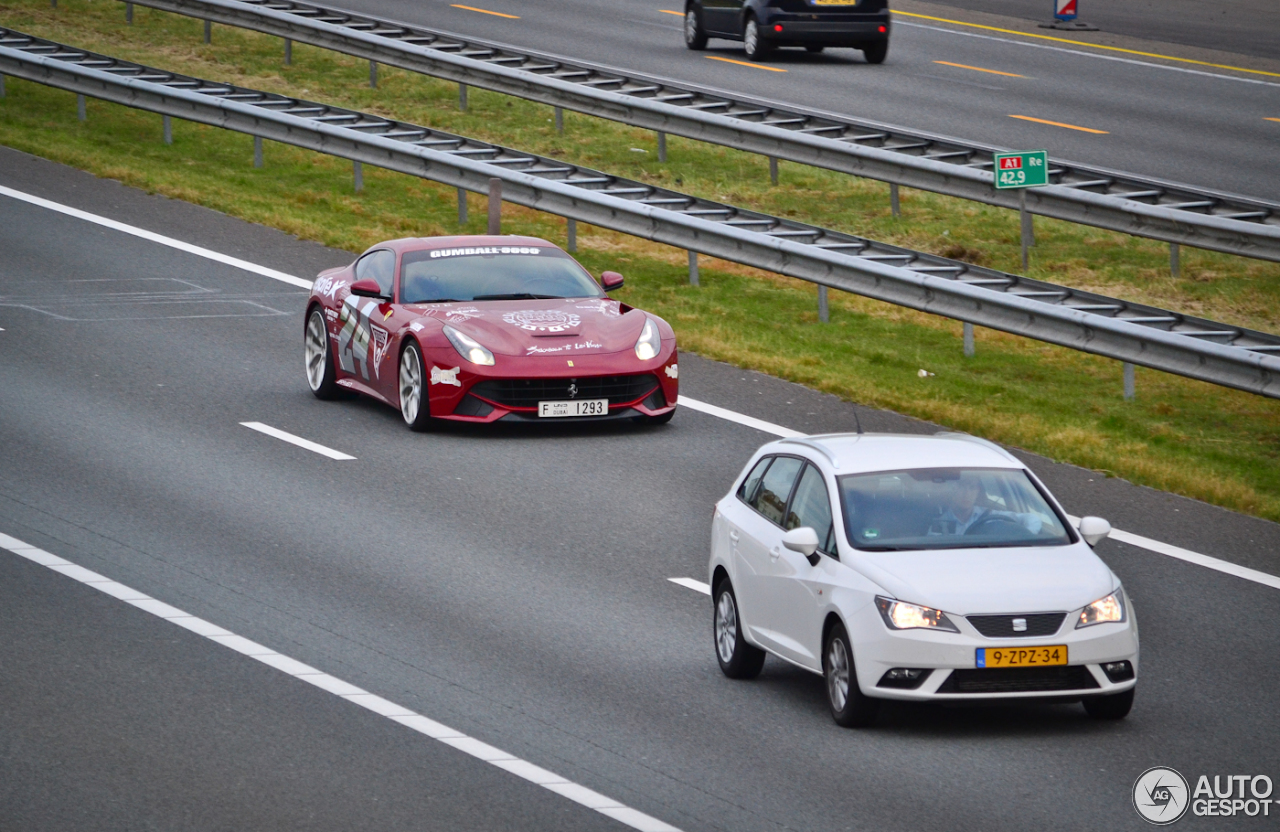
[875,596,959,633]
[443,325,495,366]
[634,317,660,361]
[1076,590,1125,628]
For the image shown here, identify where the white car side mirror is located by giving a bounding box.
[782,527,820,557]
[1077,516,1112,547]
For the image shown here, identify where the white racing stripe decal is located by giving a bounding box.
[0,185,312,288]
[1,186,1273,591]
[0,531,682,832]
[667,577,711,595]
[240,422,356,460]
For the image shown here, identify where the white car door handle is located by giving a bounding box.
[769,546,781,561]
[729,531,740,542]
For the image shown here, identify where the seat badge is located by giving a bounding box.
[1012,618,1028,632]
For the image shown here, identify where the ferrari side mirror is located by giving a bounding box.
[350,278,387,299]
[601,271,624,292]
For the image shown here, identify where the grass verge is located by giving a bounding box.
[1,0,1278,520]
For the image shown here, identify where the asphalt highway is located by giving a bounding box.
[315,0,1280,200]
[3,148,1280,831]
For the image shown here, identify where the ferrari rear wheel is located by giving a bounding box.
[305,307,341,400]
[399,340,433,432]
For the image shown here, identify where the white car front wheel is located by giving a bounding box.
[824,622,879,728]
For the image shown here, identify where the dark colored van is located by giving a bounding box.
[684,0,890,63]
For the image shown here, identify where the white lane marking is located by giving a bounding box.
[677,396,802,438]
[0,532,682,832]
[897,21,1280,89]
[240,421,356,460]
[668,577,711,595]
[0,185,312,289]
[5,184,1273,592]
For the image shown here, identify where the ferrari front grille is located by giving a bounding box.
[470,374,660,408]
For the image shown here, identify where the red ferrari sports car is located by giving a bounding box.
[304,235,678,429]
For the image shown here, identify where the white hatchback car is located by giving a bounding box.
[709,432,1138,727]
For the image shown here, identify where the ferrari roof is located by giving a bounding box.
[368,235,558,254]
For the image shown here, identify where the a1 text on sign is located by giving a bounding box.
[993,150,1049,189]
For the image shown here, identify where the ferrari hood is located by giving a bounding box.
[850,543,1116,615]
[410,298,646,356]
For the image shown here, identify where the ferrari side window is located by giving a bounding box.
[356,250,396,297]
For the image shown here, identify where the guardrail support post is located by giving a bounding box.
[369,61,377,88]
[963,322,974,357]
[554,106,563,134]
[567,218,576,252]
[284,38,291,65]
[1170,243,1180,277]
[162,114,172,145]
[253,136,263,168]
[459,83,467,111]
[457,187,467,225]
[890,182,900,218]
[657,131,667,162]
[125,2,133,23]
[1123,362,1136,401]
[487,177,502,235]
[1019,189,1032,270]
[688,251,699,286]
[817,285,829,323]
[76,93,85,122]
[353,160,363,193]
[0,75,6,98]
[203,20,211,44]
[769,156,778,186]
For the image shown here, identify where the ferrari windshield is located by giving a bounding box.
[838,467,1072,551]
[400,246,604,303]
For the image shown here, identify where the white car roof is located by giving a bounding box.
[773,432,1024,475]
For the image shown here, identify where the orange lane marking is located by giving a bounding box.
[1266,117,1280,123]
[1008,114,1109,134]
[706,55,788,72]
[894,11,1280,79]
[450,4,519,18]
[933,60,1024,78]
[659,9,684,15]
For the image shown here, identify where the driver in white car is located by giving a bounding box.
[931,475,1044,536]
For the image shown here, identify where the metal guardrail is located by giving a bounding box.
[1,29,1277,398]
[120,0,1280,263]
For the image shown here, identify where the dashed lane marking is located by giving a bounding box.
[934,60,1025,78]
[1009,114,1109,134]
[659,9,683,15]
[893,11,1280,79]
[449,4,519,18]
[705,56,788,72]
[0,531,682,832]
[240,422,356,460]
[668,577,711,595]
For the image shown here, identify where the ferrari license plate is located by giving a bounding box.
[538,399,608,418]
[976,645,1067,668]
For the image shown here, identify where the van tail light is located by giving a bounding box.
[774,23,783,32]
[878,24,887,32]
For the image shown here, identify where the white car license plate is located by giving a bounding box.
[538,399,608,418]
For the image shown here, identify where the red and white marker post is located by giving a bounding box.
[1040,0,1097,30]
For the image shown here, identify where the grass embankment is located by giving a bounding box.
[1,0,1278,520]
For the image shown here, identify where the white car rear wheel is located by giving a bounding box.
[714,580,765,679]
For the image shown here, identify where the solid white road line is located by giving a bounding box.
[0,185,313,289]
[667,577,711,595]
[0,531,681,832]
[240,422,356,460]
[3,185,1274,591]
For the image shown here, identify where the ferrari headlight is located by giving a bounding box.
[875,596,959,633]
[1076,590,1125,628]
[443,325,495,366]
[634,317,661,361]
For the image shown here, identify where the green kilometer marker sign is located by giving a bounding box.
[993,150,1049,189]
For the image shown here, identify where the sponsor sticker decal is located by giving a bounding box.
[430,366,462,387]
[428,246,542,259]
[665,363,679,379]
[370,325,391,377]
[502,309,581,333]
[315,276,347,299]
[409,321,424,332]
[526,340,602,355]
[575,299,622,318]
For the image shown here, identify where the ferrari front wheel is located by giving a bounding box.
[399,340,433,431]
[305,307,341,400]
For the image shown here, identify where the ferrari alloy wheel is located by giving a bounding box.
[399,341,432,431]
[743,17,771,61]
[824,623,879,727]
[684,8,708,50]
[305,307,340,400]
[714,580,765,679]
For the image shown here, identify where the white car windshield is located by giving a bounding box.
[400,248,604,303]
[838,467,1072,550]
